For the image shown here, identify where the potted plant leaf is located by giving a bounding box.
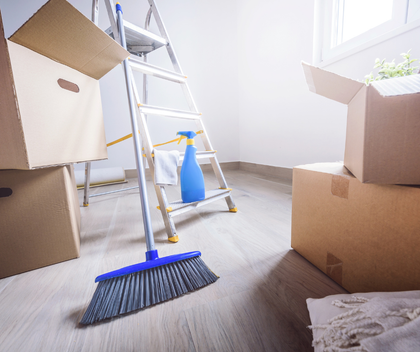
[364,49,419,85]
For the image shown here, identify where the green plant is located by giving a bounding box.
[364,49,419,85]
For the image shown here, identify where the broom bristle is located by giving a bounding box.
[80,256,218,325]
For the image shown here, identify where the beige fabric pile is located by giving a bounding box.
[309,296,420,352]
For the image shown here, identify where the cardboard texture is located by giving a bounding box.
[0,0,130,170]
[0,165,81,279]
[291,162,420,293]
[302,62,420,184]
[9,0,128,80]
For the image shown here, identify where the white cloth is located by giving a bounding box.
[153,150,179,186]
[308,294,420,352]
[362,314,420,351]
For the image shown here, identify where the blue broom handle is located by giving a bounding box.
[116,4,155,252]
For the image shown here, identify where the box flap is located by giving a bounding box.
[302,62,365,105]
[294,162,354,178]
[0,9,29,169]
[9,0,129,80]
[371,74,420,97]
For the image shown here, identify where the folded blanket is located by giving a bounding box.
[154,150,180,186]
[310,296,420,351]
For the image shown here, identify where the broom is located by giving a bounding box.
[80,3,218,325]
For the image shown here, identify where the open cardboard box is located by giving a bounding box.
[0,165,81,279]
[291,162,420,293]
[302,62,420,184]
[0,0,129,170]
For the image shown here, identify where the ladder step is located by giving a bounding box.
[166,188,231,217]
[129,56,187,83]
[180,150,216,161]
[138,104,201,120]
[143,150,216,160]
[105,20,167,55]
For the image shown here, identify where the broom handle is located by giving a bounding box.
[116,4,155,252]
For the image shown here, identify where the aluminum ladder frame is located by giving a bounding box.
[85,0,237,242]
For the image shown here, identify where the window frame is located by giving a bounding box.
[313,0,420,67]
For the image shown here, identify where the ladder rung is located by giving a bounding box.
[138,104,201,120]
[129,56,187,83]
[180,150,216,161]
[105,20,167,55]
[142,150,216,160]
[166,188,231,217]
[143,150,217,161]
[128,45,154,53]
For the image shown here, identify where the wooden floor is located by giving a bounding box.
[0,169,347,352]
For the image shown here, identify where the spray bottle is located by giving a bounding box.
[177,131,205,203]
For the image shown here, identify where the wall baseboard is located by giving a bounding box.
[125,161,292,184]
[238,162,293,183]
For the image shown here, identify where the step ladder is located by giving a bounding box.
[85,0,237,242]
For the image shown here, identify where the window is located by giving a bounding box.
[313,0,420,65]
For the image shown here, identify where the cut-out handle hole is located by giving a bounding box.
[0,188,13,198]
[57,79,79,93]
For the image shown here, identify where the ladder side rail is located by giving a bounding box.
[83,162,92,206]
[130,74,153,152]
[137,105,178,239]
[130,68,149,172]
[147,0,183,74]
[154,183,177,238]
[147,0,198,112]
[180,83,200,112]
[105,0,121,45]
[194,120,236,209]
[142,7,152,171]
[130,69,178,238]
[143,6,153,105]
[92,0,99,24]
[136,103,177,238]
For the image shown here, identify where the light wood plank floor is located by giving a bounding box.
[0,169,347,352]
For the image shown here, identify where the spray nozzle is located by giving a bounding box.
[177,131,197,140]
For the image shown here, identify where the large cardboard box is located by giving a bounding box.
[0,165,81,279]
[302,62,420,184]
[291,162,420,293]
[0,0,129,170]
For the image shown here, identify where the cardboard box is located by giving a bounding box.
[0,0,129,170]
[291,162,420,293]
[0,165,81,279]
[302,62,420,184]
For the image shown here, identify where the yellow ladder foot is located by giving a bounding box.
[229,207,238,213]
[157,205,173,212]
[83,203,89,207]
[168,235,179,243]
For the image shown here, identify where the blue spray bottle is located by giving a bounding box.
[177,131,205,203]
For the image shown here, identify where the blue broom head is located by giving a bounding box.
[80,250,219,325]
[95,250,201,282]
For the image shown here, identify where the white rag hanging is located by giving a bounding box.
[153,149,180,186]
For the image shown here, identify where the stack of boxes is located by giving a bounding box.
[0,0,128,279]
[291,62,420,293]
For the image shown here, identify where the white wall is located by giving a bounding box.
[236,0,347,168]
[1,0,419,171]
